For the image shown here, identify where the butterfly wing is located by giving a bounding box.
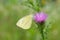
[16,14,33,29]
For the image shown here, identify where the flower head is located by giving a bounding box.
[34,12,48,23]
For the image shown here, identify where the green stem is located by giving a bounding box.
[40,26,44,40]
[37,22,45,40]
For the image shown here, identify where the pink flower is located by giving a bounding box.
[34,12,48,23]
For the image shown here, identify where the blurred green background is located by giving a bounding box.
[0,0,60,40]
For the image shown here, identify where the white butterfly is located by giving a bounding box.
[16,14,33,29]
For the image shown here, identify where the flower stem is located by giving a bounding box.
[37,22,45,40]
[40,26,44,40]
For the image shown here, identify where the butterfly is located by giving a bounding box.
[16,14,33,29]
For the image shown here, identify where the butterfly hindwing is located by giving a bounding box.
[16,14,33,29]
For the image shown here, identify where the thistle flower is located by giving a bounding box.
[34,12,48,23]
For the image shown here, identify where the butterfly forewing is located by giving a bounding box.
[16,14,33,29]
